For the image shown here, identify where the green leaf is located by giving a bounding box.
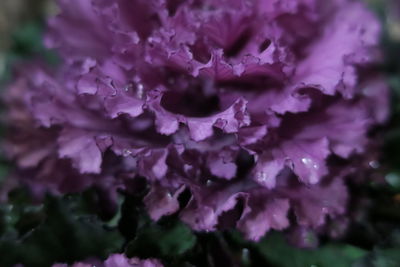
[0,195,123,267]
[126,220,196,259]
[252,232,366,267]
[354,232,400,267]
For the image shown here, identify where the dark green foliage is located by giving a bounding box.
[252,232,366,267]
[0,21,59,84]
[0,193,123,267]
[126,219,196,259]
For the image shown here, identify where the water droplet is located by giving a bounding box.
[136,83,144,99]
[257,171,267,181]
[206,180,213,186]
[122,149,132,157]
[301,158,318,169]
[166,193,172,199]
[124,83,133,91]
[369,160,380,169]
[256,171,275,187]
[301,158,319,183]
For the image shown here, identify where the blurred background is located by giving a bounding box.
[0,0,55,77]
[0,0,400,266]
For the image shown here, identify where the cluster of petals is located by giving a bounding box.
[5,0,389,241]
[53,254,163,267]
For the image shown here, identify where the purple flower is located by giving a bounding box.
[53,254,163,267]
[5,0,389,241]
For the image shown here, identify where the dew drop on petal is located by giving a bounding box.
[124,83,133,92]
[136,83,144,99]
[301,158,319,169]
[257,171,267,182]
[369,160,379,169]
[122,149,132,157]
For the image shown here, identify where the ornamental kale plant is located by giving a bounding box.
[4,0,389,251]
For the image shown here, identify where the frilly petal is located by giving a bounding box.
[238,197,290,241]
[58,128,103,174]
[148,89,250,141]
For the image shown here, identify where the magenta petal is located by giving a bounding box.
[238,197,290,241]
[58,128,102,174]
